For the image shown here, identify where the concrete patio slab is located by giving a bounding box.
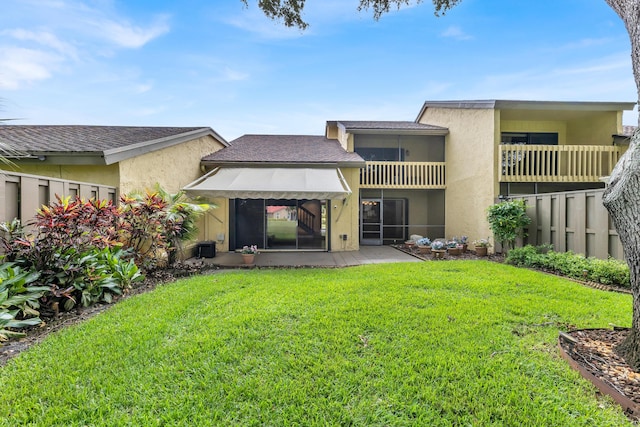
[197,246,421,268]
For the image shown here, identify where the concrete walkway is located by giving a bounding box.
[199,246,421,268]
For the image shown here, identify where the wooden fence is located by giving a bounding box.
[509,188,623,261]
[0,170,117,223]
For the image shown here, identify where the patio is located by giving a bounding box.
[198,245,422,268]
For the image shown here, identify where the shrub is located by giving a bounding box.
[0,262,49,341]
[487,200,531,250]
[47,247,121,310]
[0,185,203,317]
[506,245,631,288]
[119,188,210,268]
[154,186,211,261]
[0,196,121,271]
[0,196,147,313]
[119,191,174,270]
[588,257,630,286]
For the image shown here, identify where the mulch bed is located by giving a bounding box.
[559,328,640,420]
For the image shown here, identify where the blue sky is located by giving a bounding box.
[0,0,636,140]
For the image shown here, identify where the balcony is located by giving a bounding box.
[499,144,622,183]
[360,161,446,189]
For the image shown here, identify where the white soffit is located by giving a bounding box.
[183,167,352,200]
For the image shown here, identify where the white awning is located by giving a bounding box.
[183,167,352,200]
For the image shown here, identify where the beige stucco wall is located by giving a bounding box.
[116,134,226,255]
[7,163,120,188]
[200,197,230,252]
[502,112,619,146]
[330,167,360,251]
[418,107,496,243]
[118,135,226,195]
[565,112,618,145]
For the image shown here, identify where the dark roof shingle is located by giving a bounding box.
[0,125,210,153]
[202,134,364,165]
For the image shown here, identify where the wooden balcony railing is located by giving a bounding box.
[360,161,446,189]
[499,144,622,183]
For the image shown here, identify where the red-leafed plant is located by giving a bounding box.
[2,196,121,269]
[118,191,174,270]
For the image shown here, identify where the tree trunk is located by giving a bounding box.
[603,134,640,368]
[602,0,640,369]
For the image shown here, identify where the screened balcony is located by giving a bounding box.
[499,144,622,183]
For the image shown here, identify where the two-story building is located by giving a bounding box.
[187,99,635,253]
[1,100,632,254]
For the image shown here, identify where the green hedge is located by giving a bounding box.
[505,245,630,288]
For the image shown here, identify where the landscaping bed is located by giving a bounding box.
[559,328,640,420]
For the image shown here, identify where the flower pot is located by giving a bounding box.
[447,247,461,256]
[475,246,488,257]
[241,253,255,265]
[417,245,431,255]
[461,244,468,253]
[432,249,446,259]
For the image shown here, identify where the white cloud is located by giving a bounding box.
[89,15,170,48]
[559,38,612,50]
[0,1,171,89]
[222,67,250,81]
[0,47,61,89]
[134,83,153,94]
[2,29,78,59]
[226,10,307,40]
[465,53,635,103]
[441,26,473,41]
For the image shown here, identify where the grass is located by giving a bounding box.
[0,261,634,426]
[267,218,297,240]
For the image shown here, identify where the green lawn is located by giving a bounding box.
[0,261,634,426]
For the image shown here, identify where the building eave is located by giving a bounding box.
[201,160,366,169]
[416,99,637,122]
[344,128,449,136]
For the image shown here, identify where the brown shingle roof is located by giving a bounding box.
[0,125,212,153]
[201,134,364,165]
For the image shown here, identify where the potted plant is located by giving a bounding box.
[430,240,446,258]
[459,236,469,253]
[446,240,461,256]
[473,238,491,256]
[241,245,259,264]
[404,239,417,248]
[416,237,431,254]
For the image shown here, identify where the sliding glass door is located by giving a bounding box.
[234,199,327,250]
